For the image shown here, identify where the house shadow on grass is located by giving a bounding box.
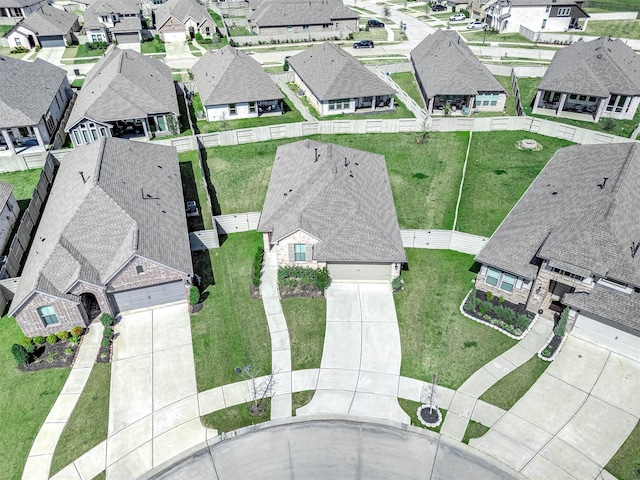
[192,250,215,291]
[198,147,222,217]
[179,161,205,232]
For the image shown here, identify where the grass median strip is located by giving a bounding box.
[606,420,640,480]
[281,298,326,371]
[398,399,448,434]
[462,420,490,444]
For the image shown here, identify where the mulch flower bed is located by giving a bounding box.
[96,335,116,364]
[250,284,261,299]
[463,289,534,337]
[417,405,442,428]
[19,339,81,372]
[279,284,325,299]
[541,334,563,359]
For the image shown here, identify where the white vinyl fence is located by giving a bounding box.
[401,230,489,256]
[214,212,261,234]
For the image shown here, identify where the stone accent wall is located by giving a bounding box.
[275,230,326,269]
[474,274,531,306]
[68,281,113,316]
[15,293,86,338]
[526,265,594,313]
[106,256,189,293]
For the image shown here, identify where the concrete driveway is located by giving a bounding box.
[297,283,409,423]
[36,46,65,65]
[471,335,640,479]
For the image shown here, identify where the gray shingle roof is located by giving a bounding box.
[563,285,640,333]
[0,56,67,129]
[83,0,140,29]
[192,46,283,106]
[476,143,640,283]
[155,0,213,29]
[288,42,395,101]
[249,0,357,27]
[10,137,192,314]
[0,181,14,209]
[258,140,406,263]
[538,37,640,97]
[411,29,506,98]
[0,0,43,7]
[66,47,178,129]
[19,4,78,36]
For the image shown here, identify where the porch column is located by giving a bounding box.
[372,97,376,111]
[595,97,607,122]
[428,97,434,114]
[389,96,394,109]
[142,118,151,140]
[33,126,45,148]
[557,93,567,115]
[1,128,15,154]
[468,95,474,113]
[533,90,542,111]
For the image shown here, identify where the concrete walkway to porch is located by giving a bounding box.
[439,318,553,442]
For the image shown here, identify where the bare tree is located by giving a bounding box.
[383,5,391,19]
[421,373,440,413]
[244,366,277,416]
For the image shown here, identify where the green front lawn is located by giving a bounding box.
[201,400,270,433]
[50,364,111,476]
[398,399,448,433]
[190,232,271,391]
[281,298,326,371]
[456,131,573,237]
[606,421,640,480]
[201,133,468,230]
[577,19,640,39]
[390,72,425,108]
[0,25,13,36]
[462,420,490,444]
[0,319,70,480]
[192,93,304,135]
[395,249,516,390]
[140,38,166,54]
[479,357,549,411]
[292,390,314,414]
[227,25,251,37]
[0,169,42,209]
[461,31,533,44]
[352,28,389,41]
[62,43,107,59]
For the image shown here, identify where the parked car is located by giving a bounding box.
[467,20,487,29]
[431,4,446,11]
[367,19,385,28]
[353,39,375,49]
[449,13,466,21]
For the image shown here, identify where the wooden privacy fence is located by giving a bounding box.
[1,155,57,278]
[400,230,489,256]
[214,212,261,234]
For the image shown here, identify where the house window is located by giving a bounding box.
[249,102,256,113]
[91,129,98,140]
[287,25,293,31]
[557,7,571,16]
[229,104,237,115]
[74,131,82,145]
[91,34,102,42]
[44,112,55,135]
[136,265,144,274]
[15,38,21,46]
[485,268,516,293]
[294,243,306,262]
[541,19,547,29]
[156,115,167,131]
[606,95,629,113]
[205,26,210,36]
[328,98,350,110]
[82,130,90,143]
[99,127,107,137]
[545,5,550,12]
[38,306,59,326]
[550,267,585,282]
[303,24,309,30]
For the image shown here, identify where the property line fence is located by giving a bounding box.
[189,230,220,251]
[511,69,525,117]
[214,212,261,234]
[400,230,489,256]
[1,155,57,278]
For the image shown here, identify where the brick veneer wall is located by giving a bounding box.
[68,281,113,316]
[15,293,86,338]
[106,256,189,293]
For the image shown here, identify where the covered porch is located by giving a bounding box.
[0,126,46,155]
[257,99,284,116]
[532,90,606,123]
[354,94,395,113]
[428,94,473,115]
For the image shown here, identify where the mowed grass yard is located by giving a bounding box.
[198,132,469,229]
[577,19,640,40]
[281,298,326,371]
[395,249,516,390]
[456,131,573,237]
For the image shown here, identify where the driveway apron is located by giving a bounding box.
[297,283,409,423]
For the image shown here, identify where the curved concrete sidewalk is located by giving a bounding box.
[297,283,409,423]
[440,318,553,441]
[22,324,103,480]
[259,250,292,420]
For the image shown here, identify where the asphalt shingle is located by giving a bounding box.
[18,4,78,36]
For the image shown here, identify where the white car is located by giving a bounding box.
[449,13,466,21]
[467,20,487,29]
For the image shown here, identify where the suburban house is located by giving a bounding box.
[9,137,193,337]
[155,0,216,42]
[472,0,588,33]
[83,0,142,44]
[192,46,284,121]
[6,4,80,49]
[247,0,358,36]
[411,29,507,115]
[288,42,396,116]
[0,55,72,154]
[0,0,50,22]
[474,143,640,356]
[65,47,179,147]
[258,140,406,283]
[532,37,640,122]
[0,182,19,254]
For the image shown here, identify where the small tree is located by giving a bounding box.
[244,366,277,416]
[166,113,179,135]
[100,313,115,328]
[11,344,29,365]
[421,373,439,414]
[554,307,569,337]
[383,5,391,19]
[189,286,201,305]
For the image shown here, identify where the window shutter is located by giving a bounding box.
[288,243,294,262]
[306,243,313,261]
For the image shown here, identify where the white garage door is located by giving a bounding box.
[163,30,186,42]
[327,263,391,283]
[111,281,186,313]
[572,312,640,361]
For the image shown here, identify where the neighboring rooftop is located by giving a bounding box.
[287,42,395,101]
[538,37,640,97]
[411,29,506,99]
[0,56,68,129]
[0,0,46,7]
[10,137,193,314]
[192,46,283,106]
[155,0,213,28]
[249,0,357,26]
[17,4,78,36]
[83,0,140,29]
[258,140,407,263]
[66,47,178,129]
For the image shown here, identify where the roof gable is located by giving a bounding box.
[20,4,77,36]
[249,0,357,26]
[155,0,213,29]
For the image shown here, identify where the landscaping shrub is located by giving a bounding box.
[464,288,477,310]
[86,41,108,50]
[515,314,530,330]
[69,335,80,344]
[189,286,200,305]
[485,291,493,301]
[103,327,114,339]
[391,276,403,290]
[46,334,58,345]
[101,339,110,348]
[22,336,33,347]
[314,268,330,290]
[33,335,45,345]
[195,33,203,41]
[57,331,69,341]
[601,117,616,132]
[100,313,114,327]
[71,326,84,337]
[554,307,569,337]
[65,347,73,355]
[11,46,29,53]
[252,247,264,287]
[11,344,29,365]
